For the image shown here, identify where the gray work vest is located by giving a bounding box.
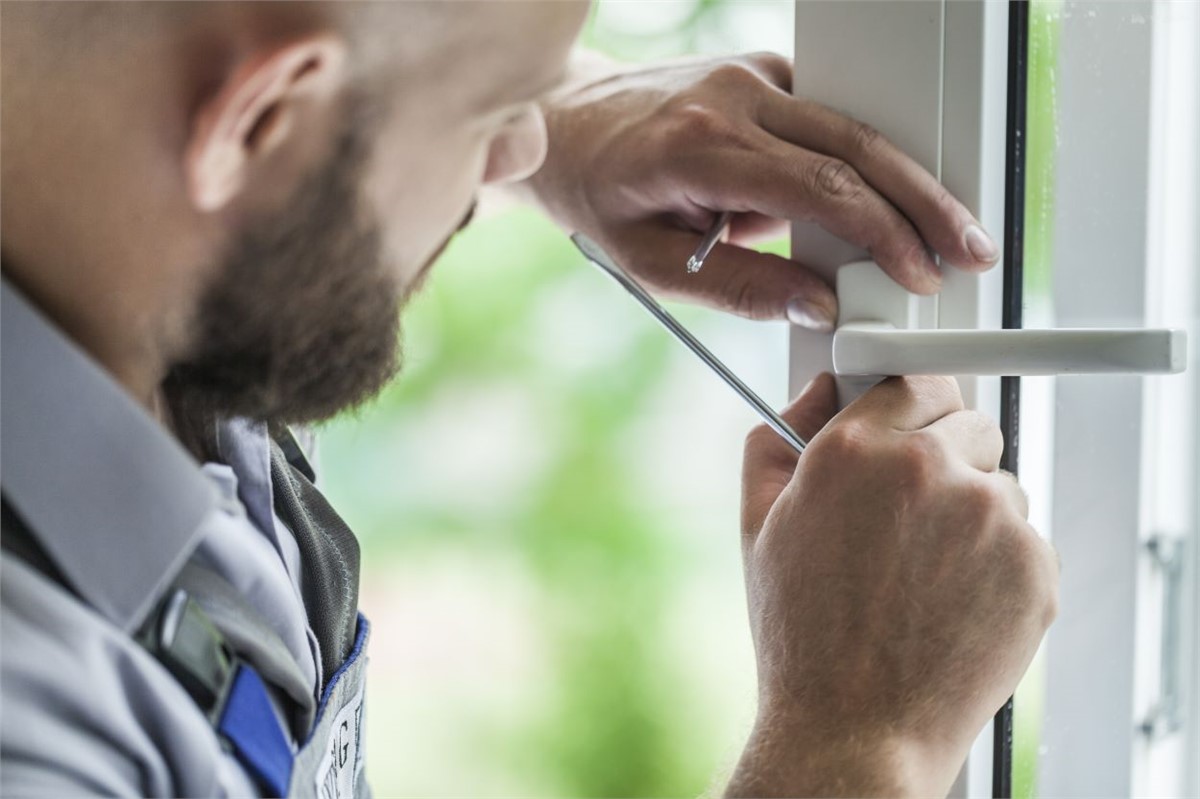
[1,426,370,798]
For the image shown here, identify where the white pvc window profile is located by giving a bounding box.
[789,1,1197,796]
[789,3,1008,789]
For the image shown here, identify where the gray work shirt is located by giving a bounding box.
[1,280,323,796]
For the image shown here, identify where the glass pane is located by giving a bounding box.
[1015,1,1199,796]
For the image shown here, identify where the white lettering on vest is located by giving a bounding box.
[315,684,365,799]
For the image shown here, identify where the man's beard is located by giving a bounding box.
[163,119,403,442]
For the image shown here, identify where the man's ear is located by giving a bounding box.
[185,35,347,212]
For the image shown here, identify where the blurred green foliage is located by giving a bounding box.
[322,212,722,797]
[1024,0,1063,298]
[320,4,790,796]
[1013,3,1061,798]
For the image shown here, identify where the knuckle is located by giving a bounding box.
[1011,530,1060,626]
[706,61,764,91]
[997,471,1030,519]
[890,236,934,273]
[745,51,792,80]
[896,431,945,486]
[978,411,1004,442]
[817,419,872,463]
[720,274,767,320]
[849,121,885,160]
[810,157,863,204]
[748,50,791,69]
[663,100,719,138]
[967,411,1004,454]
[931,182,962,220]
[1044,580,1061,626]
[735,281,762,320]
[662,100,748,152]
[744,421,773,453]
[962,479,1007,522]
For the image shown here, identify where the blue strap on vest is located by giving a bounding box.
[139,586,296,796]
[218,665,295,797]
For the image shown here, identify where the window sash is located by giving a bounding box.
[791,2,1198,796]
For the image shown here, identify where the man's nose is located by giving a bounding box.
[482,105,548,185]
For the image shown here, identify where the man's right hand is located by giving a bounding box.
[727,374,1058,798]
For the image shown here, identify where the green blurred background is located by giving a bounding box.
[319,1,1061,795]
[321,3,793,796]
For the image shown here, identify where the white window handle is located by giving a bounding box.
[832,262,1187,377]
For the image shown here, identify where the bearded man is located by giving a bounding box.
[0,3,1055,797]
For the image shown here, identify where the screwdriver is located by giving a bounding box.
[571,232,807,454]
[685,211,732,274]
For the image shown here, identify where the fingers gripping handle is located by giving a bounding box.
[831,261,1187,378]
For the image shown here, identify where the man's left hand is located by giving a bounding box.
[520,53,1001,331]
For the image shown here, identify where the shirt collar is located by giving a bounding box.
[214,417,279,552]
[1,278,219,632]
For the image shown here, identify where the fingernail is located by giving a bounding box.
[786,297,836,332]
[965,224,999,263]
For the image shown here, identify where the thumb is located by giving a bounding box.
[742,373,839,539]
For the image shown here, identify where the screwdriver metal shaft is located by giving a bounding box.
[572,232,806,454]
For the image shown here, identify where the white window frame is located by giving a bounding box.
[789,1,1198,796]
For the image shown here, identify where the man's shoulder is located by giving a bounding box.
[0,556,254,797]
